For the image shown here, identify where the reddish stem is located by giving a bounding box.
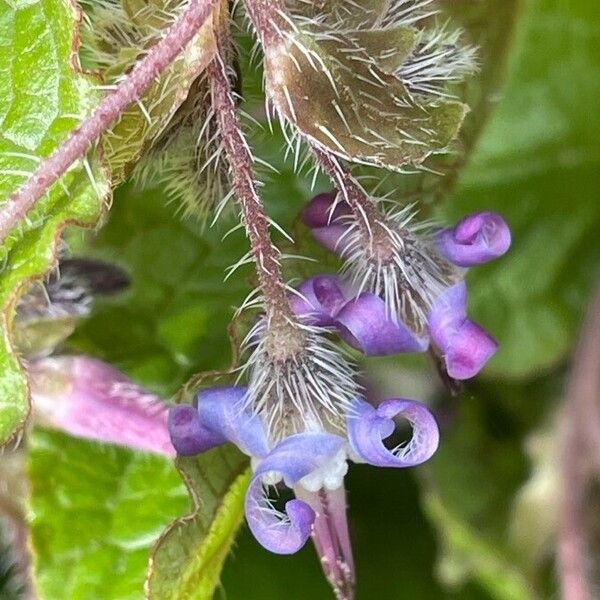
[207,32,301,347]
[560,285,600,600]
[0,0,216,243]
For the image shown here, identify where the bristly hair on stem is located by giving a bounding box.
[0,0,217,244]
[206,13,308,360]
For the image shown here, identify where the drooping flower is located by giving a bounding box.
[169,319,439,595]
[298,192,511,379]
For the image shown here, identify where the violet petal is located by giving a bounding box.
[312,225,352,255]
[168,405,225,456]
[443,320,498,380]
[290,275,347,326]
[428,282,468,352]
[437,212,511,267]
[335,293,428,355]
[302,192,351,228]
[245,433,346,554]
[429,283,497,379]
[303,192,352,255]
[197,386,270,458]
[348,398,439,467]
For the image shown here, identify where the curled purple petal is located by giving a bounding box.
[245,433,345,554]
[290,275,347,326]
[429,283,497,379]
[437,212,511,267]
[335,293,428,355]
[347,398,439,468]
[168,405,225,456]
[29,356,175,457]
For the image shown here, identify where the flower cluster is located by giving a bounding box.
[169,317,439,592]
[296,191,511,380]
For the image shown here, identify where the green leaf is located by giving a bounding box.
[0,0,109,445]
[146,448,249,600]
[443,0,600,378]
[28,429,189,599]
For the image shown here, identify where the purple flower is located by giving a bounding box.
[169,384,439,566]
[299,192,511,379]
[28,356,174,456]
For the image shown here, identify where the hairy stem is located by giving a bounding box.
[208,29,303,353]
[242,0,285,46]
[313,147,395,260]
[0,0,216,244]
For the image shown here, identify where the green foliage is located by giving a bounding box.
[28,429,189,599]
[0,0,108,446]
[147,449,249,599]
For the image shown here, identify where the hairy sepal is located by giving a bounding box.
[264,25,467,171]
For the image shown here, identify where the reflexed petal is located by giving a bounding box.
[437,211,511,267]
[429,283,497,379]
[29,356,175,457]
[347,398,439,467]
[168,405,225,456]
[245,433,346,554]
[335,293,428,355]
[443,320,498,380]
[290,275,347,326]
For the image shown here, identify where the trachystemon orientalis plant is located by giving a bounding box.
[4,0,512,597]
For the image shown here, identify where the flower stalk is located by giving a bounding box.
[207,23,305,356]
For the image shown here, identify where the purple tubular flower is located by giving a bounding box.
[246,433,345,554]
[428,283,498,380]
[299,193,508,379]
[291,276,427,354]
[436,211,511,267]
[28,356,175,457]
[348,398,439,467]
[167,383,440,558]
